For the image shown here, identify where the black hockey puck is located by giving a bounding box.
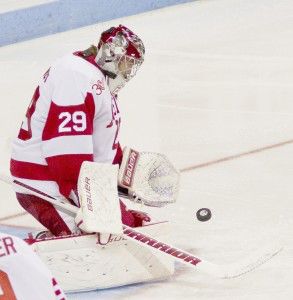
[196,208,212,222]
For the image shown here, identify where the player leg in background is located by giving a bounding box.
[16,193,75,236]
[120,200,151,227]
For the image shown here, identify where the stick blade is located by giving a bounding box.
[197,245,282,279]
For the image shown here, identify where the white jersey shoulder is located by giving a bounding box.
[0,232,65,300]
[45,53,111,109]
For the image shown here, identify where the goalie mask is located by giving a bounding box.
[95,25,145,94]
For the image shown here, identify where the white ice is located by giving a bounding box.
[0,0,293,299]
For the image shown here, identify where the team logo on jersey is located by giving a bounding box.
[92,79,105,95]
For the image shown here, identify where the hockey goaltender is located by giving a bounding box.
[8,25,180,292]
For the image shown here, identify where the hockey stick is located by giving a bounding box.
[0,173,282,279]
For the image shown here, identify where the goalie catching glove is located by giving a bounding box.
[118,147,180,207]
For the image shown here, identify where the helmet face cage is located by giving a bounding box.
[117,54,143,81]
[96,25,145,93]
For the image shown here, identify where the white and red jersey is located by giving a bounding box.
[0,232,66,300]
[11,52,122,201]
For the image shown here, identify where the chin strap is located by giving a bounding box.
[102,69,117,79]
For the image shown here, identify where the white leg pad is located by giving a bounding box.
[29,222,174,292]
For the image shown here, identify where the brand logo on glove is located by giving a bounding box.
[122,149,139,187]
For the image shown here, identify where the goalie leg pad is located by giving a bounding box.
[28,222,174,292]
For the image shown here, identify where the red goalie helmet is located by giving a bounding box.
[95,25,145,94]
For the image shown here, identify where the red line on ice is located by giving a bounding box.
[180,139,293,172]
[2,139,292,225]
[0,211,27,222]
